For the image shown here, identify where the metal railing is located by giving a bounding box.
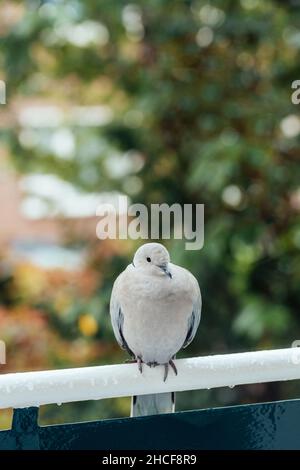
[1,347,300,410]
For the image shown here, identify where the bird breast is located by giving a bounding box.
[118,267,195,364]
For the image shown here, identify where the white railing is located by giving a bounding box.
[0,348,300,410]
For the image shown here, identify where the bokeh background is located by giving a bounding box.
[1,0,300,429]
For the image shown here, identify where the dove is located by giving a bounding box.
[110,242,201,382]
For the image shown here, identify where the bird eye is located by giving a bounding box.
[146,257,151,262]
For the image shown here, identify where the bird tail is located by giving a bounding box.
[131,392,175,417]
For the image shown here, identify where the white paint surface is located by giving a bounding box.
[1,348,300,409]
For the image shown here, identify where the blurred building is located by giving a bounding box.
[0,151,102,269]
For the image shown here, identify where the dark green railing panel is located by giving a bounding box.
[0,408,39,450]
[1,398,300,450]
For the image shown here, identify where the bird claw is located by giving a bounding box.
[125,356,143,373]
[147,361,158,368]
[137,356,143,374]
[163,360,178,382]
[164,363,169,382]
[169,359,178,376]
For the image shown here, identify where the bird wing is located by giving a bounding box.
[110,276,133,356]
[182,280,201,349]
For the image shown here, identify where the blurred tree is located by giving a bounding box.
[1,0,300,421]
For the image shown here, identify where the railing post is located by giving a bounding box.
[11,407,40,450]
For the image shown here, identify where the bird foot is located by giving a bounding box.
[164,359,178,382]
[125,356,144,373]
[147,361,159,368]
[126,357,177,380]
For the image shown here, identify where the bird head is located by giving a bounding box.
[133,243,172,278]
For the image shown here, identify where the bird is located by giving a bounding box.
[110,242,201,383]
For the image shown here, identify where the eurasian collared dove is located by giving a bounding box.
[110,242,201,383]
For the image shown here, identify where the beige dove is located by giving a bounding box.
[110,242,201,382]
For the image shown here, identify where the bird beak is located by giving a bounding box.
[159,265,172,279]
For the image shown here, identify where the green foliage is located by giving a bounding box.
[1,0,300,421]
